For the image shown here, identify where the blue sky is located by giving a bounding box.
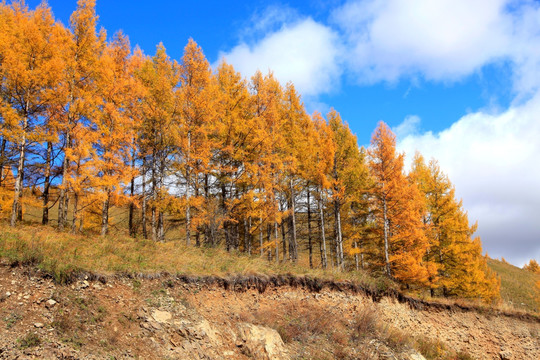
[31,0,511,142]
[27,0,540,266]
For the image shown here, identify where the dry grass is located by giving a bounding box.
[241,298,474,360]
[487,258,540,313]
[0,222,386,288]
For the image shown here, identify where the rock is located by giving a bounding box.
[5,292,11,297]
[499,350,513,360]
[237,323,289,360]
[79,280,89,289]
[151,309,172,324]
[34,322,44,328]
[45,299,57,308]
[141,322,152,331]
[409,353,427,360]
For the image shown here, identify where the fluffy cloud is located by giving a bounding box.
[332,0,540,91]
[219,1,540,96]
[217,17,342,97]
[397,95,540,266]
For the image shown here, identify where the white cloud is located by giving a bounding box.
[331,0,540,89]
[217,17,342,97]
[393,115,421,139]
[397,95,540,266]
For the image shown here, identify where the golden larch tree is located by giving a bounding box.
[368,122,429,284]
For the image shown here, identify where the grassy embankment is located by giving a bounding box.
[487,258,540,313]
[2,195,540,314]
[1,222,539,315]
[0,222,390,289]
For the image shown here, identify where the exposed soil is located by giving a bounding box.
[0,261,538,359]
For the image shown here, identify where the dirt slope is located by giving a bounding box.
[0,262,538,360]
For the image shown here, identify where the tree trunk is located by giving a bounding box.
[158,211,164,241]
[71,191,79,233]
[71,157,82,233]
[288,179,298,262]
[158,160,165,241]
[58,129,71,231]
[142,158,148,239]
[100,193,110,236]
[259,217,264,257]
[221,184,230,251]
[334,198,344,270]
[232,223,239,251]
[267,223,272,261]
[318,187,327,269]
[42,141,52,225]
[383,198,392,277]
[63,195,69,228]
[307,183,313,268]
[204,174,211,245]
[11,116,27,227]
[78,212,84,233]
[244,217,251,255]
[0,137,6,188]
[274,221,279,263]
[151,152,157,242]
[185,130,192,246]
[280,199,287,260]
[128,155,136,237]
[354,241,359,271]
[16,169,24,222]
[281,218,287,261]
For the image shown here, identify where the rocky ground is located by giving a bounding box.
[0,261,538,359]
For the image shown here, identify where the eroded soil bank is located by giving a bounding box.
[0,263,538,359]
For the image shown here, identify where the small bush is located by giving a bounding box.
[4,313,22,329]
[351,305,378,340]
[381,325,412,350]
[18,332,41,349]
[245,300,343,343]
[452,351,475,360]
[414,337,446,359]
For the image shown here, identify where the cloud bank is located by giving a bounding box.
[397,95,540,265]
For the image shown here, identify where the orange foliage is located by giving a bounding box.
[368,122,430,285]
[0,1,502,302]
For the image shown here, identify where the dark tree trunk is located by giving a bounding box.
[100,193,110,236]
[58,129,71,231]
[288,179,298,262]
[42,141,52,225]
[128,154,136,237]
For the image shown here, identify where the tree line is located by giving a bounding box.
[0,0,499,300]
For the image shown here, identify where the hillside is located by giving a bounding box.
[487,258,540,313]
[0,261,539,360]
[1,224,540,359]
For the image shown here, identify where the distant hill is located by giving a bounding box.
[487,258,540,313]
